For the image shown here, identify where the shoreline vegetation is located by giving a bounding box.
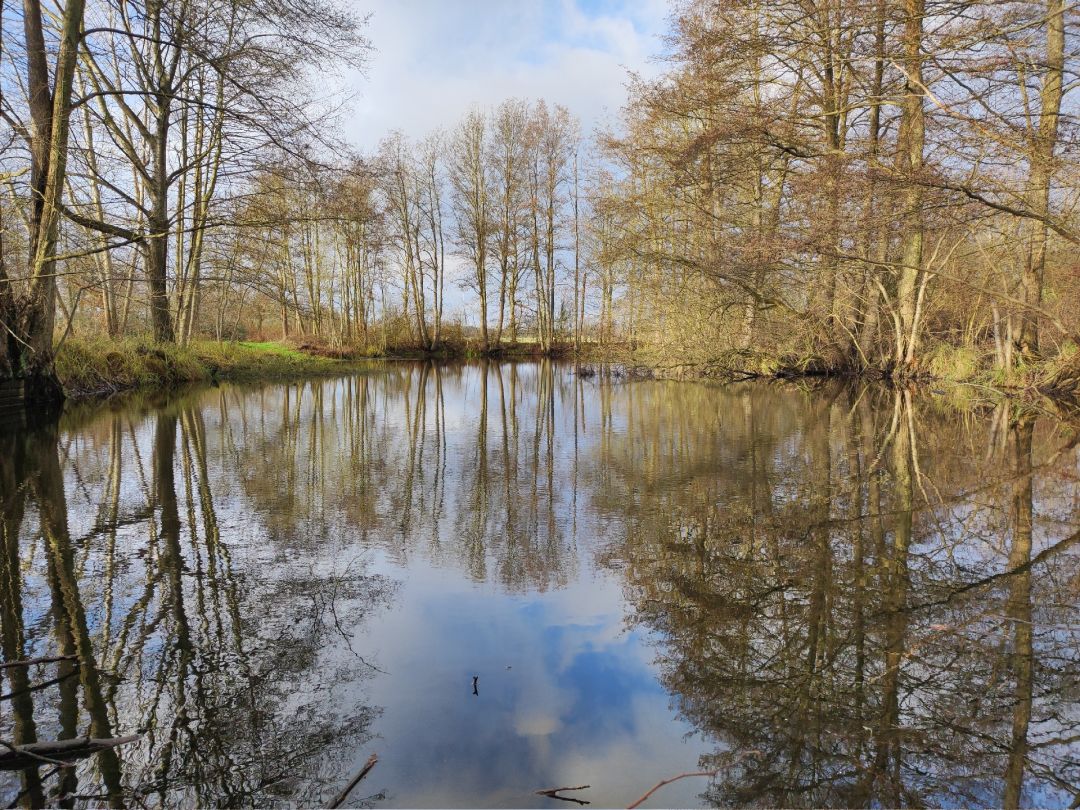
[47,337,1080,407]
[53,339,372,400]
[49,337,589,400]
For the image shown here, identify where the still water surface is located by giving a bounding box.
[1,362,1079,808]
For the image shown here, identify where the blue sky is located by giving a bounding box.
[343,0,671,151]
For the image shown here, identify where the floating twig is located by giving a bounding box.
[626,770,720,809]
[536,785,591,805]
[627,749,764,807]
[2,670,79,701]
[329,753,378,809]
[0,740,73,769]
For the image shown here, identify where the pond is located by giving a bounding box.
[1,362,1079,808]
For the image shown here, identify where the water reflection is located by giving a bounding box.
[1,398,390,807]
[1,364,1078,808]
[598,385,1080,807]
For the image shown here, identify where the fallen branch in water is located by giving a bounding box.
[626,771,719,809]
[0,740,74,768]
[329,753,378,809]
[0,735,140,770]
[0,654,77,670]
[536,785,591,805]
[627,749,763,807]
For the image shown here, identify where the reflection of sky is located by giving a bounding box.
[355,551,708,808]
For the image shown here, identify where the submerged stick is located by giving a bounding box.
[329,753,378,809]
[627,749,762,807]
[1,670,79,701]
[0,740,73,768]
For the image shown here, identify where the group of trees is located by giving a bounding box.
[2,0,593,381]
[182,98,588,353]
[379,100,583,352]
[596,0,1079,374]
[1,0,369,394]
[3,0,1079,397]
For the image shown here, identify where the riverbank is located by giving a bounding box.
[54,339,373,399]
[48,336,1080,406]
[613,342,1080,402]
[51,337,600,400]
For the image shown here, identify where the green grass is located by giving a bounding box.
[55,338,370,399]
[53,335,604,399]
[927,344,982,382]
[235,341,307,358]
[193,340,350,377]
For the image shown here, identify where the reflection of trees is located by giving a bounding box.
[2,361,586,805]
[224,362,578,592]
[1,427,46,808]
[7,367,1079,807]
[1,419,125,807]
[1,402,389,807]
[1003,415,1034,809]
[595,384,1080,807]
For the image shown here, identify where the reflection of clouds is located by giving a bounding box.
[359,556,702,807]
[547,703,710,809]
[514,708,559,737]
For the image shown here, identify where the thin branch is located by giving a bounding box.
[328,753,378,809]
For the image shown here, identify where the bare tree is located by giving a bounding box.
[488,99,530,345]
[0,0,86,400]
[449,109,492,350]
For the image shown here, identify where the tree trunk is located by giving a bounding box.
[1016,0,1065,361]
[148,92,175,343]
[894,0,926,370]
[1,0,86,404]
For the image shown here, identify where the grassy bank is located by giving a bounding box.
[53,337,603,400]
[611,342,1080,409]
[55,338,371,399]
[380,340,589,360]
[871,343,1080,401]
[54,335,618,399]
[53,335,1080,406]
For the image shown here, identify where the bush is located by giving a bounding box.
[927,344,982,381]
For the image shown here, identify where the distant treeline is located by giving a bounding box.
[2,0,1079,395]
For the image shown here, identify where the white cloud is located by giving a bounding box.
[341,0,670,151]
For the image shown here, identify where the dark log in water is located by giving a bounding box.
[0,736,140,770]
[536,785,591,805]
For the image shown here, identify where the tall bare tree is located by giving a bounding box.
[0,0,86,400]
[449,109,493,350]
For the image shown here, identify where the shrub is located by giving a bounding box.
[927,344,982,381]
